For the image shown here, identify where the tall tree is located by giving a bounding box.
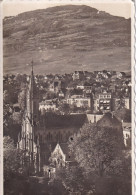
[68,123,125,177]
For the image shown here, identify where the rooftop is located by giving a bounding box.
[39,113,87,129]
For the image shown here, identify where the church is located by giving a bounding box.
[17,62,86,174]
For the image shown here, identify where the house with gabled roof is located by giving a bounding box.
[49,143,74,168]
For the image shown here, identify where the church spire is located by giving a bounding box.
[31,59,34,75]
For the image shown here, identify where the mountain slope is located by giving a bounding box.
[3,5,131,74]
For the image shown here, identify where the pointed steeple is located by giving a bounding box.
[31,59,34,76]
[29,60,34,101]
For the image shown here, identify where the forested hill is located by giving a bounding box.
[3,5,131,74]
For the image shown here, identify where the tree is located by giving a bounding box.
[18,88,26,111]
[58,103,70,114]
[68,123,125,177]
[70,104,78,113]
[53,165,95,195]
[3,136,23,182]
[46,91,57,99]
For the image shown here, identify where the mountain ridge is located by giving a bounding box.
[3,5,131,74]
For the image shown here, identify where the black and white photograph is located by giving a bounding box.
[2,0,134,194]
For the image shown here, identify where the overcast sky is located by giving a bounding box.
[2,0,132,19]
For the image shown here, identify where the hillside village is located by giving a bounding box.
[4,70,131,112]
[4,69,131,149]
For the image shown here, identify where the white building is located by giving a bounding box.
[39,100,57,111]
[93,92,112,113]
[77,85,85,89]
[49,143,66,167]
[87,114,103,123]
[67,95,91,108]
[58,91,65,97]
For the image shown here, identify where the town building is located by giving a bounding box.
[112,97,131,111]
[49,143,73,168]
[86,113,103,123]
[39,100,57,112]
[72,71,85,81]
[112,98,121,111]
[93,92,112,113]
[49,79,65,93]
[67,95,91,108]
[58,90,65,98]
[43,143,75,177]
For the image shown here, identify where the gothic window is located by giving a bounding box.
[29,139,31,152]
[126,134,129,138]
[26,135,29,148]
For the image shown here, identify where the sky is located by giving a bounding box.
[2,0,132,19]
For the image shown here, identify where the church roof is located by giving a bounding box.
[114,108,131,123]
[39,113,87,129]
[97,112,121,127]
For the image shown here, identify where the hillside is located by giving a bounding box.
[3,5,131,74]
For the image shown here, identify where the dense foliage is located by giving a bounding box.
[69,123,125,177]
[4,136,23,182]
[53,123,131,194]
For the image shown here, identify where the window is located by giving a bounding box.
[126,134,129,138]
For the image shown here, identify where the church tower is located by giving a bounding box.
[26,60,39,125]
[18,61,40,174]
